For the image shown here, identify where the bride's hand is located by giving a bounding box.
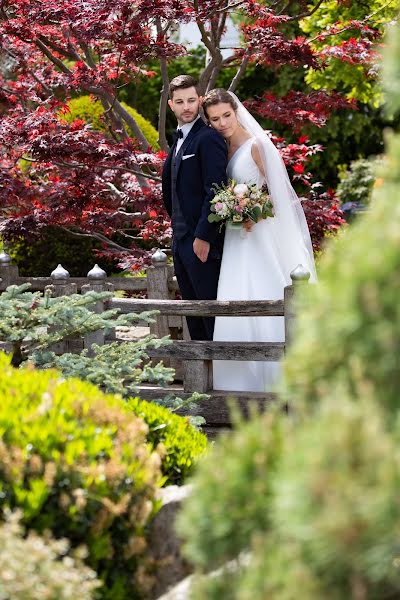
[243,220,254,232]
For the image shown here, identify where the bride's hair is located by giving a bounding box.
[202,88,238,119]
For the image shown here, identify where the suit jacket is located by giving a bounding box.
[162,118,228,246]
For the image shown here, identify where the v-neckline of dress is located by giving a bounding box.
[227,137,254,166]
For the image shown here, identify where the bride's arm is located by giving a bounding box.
[251,141,265,177]
[241,142,266,232]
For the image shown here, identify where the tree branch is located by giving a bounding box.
[156,18,170,152]
[20,157,161,182]
[80,41,97,69]
[286,0,325,20]
[35,39,72,74]
[60,227,137,253]
[228,51,250,92]
[308,2,393,44]
[38,34,80,61]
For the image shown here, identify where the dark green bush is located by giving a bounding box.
[0,351,162,599]
[127,397,208,486]
[9,226,114,277]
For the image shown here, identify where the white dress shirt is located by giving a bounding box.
[175,115,201,155]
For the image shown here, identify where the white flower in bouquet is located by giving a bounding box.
[233,183,248,197]
[209,179,274,228]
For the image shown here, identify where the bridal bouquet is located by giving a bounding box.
[208,180,274,227]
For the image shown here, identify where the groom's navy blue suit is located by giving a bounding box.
[162,117,228,340]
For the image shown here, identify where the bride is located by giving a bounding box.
[202,89,317,392]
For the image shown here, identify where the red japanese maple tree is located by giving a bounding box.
[0,0,394,268]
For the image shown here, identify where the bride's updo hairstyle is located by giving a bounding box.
[202,88,238,120]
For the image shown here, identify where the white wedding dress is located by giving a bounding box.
[213,138,289,393]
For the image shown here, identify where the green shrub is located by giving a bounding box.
[128,397,208,486]
[9,226,115,277]
[281,131,400,418]
[177,409,283,570]
[280,21,400,419]
[337,157,378,205]
[0,351,162,599]
[64,96,160,149]
[177,22,400,599]
[0,510,102,600]
[235,395,400,600]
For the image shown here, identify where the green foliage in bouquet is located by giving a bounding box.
[0,351,162,599]
[0,510,102,600]
[63,95,160,149]
[208,180,273,226]
[127,398,208,486]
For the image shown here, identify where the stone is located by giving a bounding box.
[148,485,193,600]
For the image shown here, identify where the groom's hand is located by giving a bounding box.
[193,238,210,263]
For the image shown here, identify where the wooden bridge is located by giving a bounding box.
[0,249,310,435]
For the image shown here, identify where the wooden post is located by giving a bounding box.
[81,264,112,352]
[0,251,19,291]
[146,249,171,338]
[284,264,310,348]
[48,264,77,297]
[47,264,79,354]
[183,359,212,393]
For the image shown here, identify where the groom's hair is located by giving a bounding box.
[169,75,200,99]
[202,88,238,119]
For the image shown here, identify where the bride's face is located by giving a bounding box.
[206,102,238,139]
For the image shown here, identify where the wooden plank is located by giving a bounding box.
[0,341,13,352]
[201,426,230,440]
[110,298,285,317]
[146,340,284,361]
[137,384,277,425]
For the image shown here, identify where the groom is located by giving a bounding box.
[162,75,228,341]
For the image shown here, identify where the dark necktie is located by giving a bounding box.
[172,129,183,143]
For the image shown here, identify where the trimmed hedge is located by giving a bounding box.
[63,95,159,149]
[0,351,162,599]
[9,226,114,277]
[128,398,208,486]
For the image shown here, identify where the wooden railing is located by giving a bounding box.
[0,248,310,431]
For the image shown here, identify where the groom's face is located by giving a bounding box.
[168,86,201,126]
